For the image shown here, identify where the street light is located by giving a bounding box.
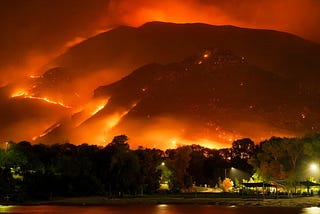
[310,163,319,173]
[307,163,319,194]
[309,163,319,184]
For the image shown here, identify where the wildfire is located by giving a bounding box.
[11,89,71,108]
[300,112,306,119]
[64,36,86,48]
[30,97,71,108]
[147,133,227,149]
[105,113,124,129]
[29,75,40,79]
[32,123,62,141]
[91,104,106,116]
[202,51,211,59]
[11,89,28,97]
[104,102,138,129]
[73,101,139,146]
[73,98,109,127]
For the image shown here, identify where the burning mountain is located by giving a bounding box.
[31,22,320,106]
[36,47,320,149]
[0,85,70,143]
[3,22,320,148]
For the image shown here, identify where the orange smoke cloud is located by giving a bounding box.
[107,0,320,43]
[107,0,241,27]
[1,0,319,84]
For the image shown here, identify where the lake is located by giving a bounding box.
[0,205,318,214]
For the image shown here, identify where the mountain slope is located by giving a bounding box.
[37,49,320,148]
[32,22,320,106]
[0,85,70,144]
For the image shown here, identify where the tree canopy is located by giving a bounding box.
[1,134,319,201]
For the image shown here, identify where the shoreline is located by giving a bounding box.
[5,196,320,208]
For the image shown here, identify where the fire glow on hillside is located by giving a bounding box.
[11,89,71,109]
[0,1,319,149]
[1,0,319,85]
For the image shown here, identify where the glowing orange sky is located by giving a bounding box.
[1,0,319,85]
[107,0,320,42]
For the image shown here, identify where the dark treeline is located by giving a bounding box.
[0,134,319,201]
[0,135,254,201]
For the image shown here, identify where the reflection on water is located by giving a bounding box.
[303,207,320,214]
[0,204,312,214]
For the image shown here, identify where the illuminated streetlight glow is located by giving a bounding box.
[310,163,319,172]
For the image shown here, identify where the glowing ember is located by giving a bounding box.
[203,51,211,59]
[300,112,306,119]
[29,75,40,79]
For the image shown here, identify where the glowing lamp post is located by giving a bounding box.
[307,163,319,194]
[309,163,319,182]
[310,163,319,173]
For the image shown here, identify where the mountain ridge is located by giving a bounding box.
[36,47,320,148]
[30,21,320,106]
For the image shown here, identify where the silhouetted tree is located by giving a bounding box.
[0,167,16,197]
[231,138,255,173]
[187,145,207,186]
[135,148,163,194]
[231,138,255,159]
[166,146,192,192]
[103,135,140,196]
[204,149,228,186]
[249,137,305,181]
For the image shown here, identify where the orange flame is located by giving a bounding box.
[91,104,106,116]
[11,89,71,108]
[74,98,109,127]
[104,102,138,130]
[32,123,62,141]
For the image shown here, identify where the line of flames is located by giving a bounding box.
[11,89,71,108]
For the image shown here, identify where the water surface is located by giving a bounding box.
[0,204,317,214]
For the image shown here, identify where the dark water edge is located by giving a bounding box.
[2,196,320,213]
[0,204,317,214]
[5,196,320,207]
